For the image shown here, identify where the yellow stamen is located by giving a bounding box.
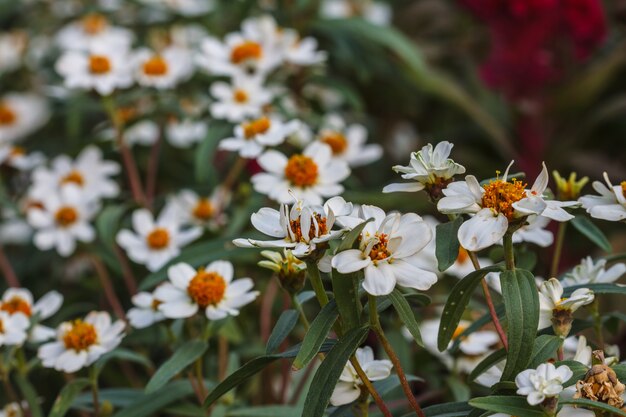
[243,117,271,139]
[63,320,98,351]
[320,131,348,155]
[143,56,168,76]
[55,207,78,227]
[233,89,249,103]
[369,233,391,262]
[230,41,263,64]
[0,103,17,126]
[82,13,108,35]
[481,178,527,221]
[193,198,214,221]
[187,269,226,308]
[88,55,111,74]
[284,155,318,187]
[621,181,626,199]
[289,214,328,242]
[0,297,32,316]
[61,170,84,186]
[146,228,170,250]
[456,247,469,264]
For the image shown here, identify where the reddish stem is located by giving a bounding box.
[114,244,138,295]
[90,256,127,321]
[145,134,162,209]
[0,244,19,287]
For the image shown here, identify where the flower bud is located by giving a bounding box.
[552,171,589,200]
[259,249,307,294]
[551,307,573,339]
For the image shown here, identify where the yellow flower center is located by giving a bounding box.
[0,318,4,333]
[0,103,17,126]
[82,13,108,35]
[146,228,170,250]
[0,297,32,316]
[9,147,25,158]
[187,269,226,308]
[320,131,348,155]
[151,298,162,311]
[481,178,527,221]
[55,207,79,227]
[89,55,112,74]
[621,181,626,199]
[142,56,168,76]
[284,155,318,187]
[243,117,271,139]
[456,247,470,264]
[289,214,328,242]
[233,89,249,103]
[369,233,391,262]
[230,41,263,64]
[63,320,98,351]
[61,170,85,186]
[193,198,214,221]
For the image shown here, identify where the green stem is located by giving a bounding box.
[503,232,515,271]
[590,299,605,349]
[90,367,100,417]
[304,260,329,307]
[291,294,310,331]
[550,222,567,278]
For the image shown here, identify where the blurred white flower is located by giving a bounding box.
[55,13,133,51]
[127,290,165,329]
[123,120,160,147]
[1,288,63,342]
[0,93,49,144]
[0,402,25,417]
[133,47,193,89]
[492,407,593,417]
[562,256,626,287]
[169,188,229,230]
[538,278,594,330]
[320,0,392,26]
[579,173,626,222]
[315,117,382,167]
[0,310,30,347]
[278,29,326,66]
[0,145,45,171]
[515,363,572,405]
[219,116,298,159]
[0,208,32,245]
[209,75,273,123]
[0,31,26,72]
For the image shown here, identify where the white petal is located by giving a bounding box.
[458,209,508,252]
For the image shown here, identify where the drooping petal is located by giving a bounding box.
[458,209,508,252]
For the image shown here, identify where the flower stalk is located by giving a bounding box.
[503,232,516,271]
[550,222,567,278]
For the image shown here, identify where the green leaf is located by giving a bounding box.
[112,381,197,417]
[561,399,626,417]
[555,360,589,386]
[48,378,91,417]
[373,375,423,398]
[399,402,472,417]
[331,270,362,332]
[95,348,154,376]
[563,283,626,297]
[266,309,299,354]
[292,300,338,370]
[469,349,507,382]
[437,265,503,351]
[195,122,231,185]
[302,326,369,417]
[226,406,304,417]
[469,396,546,417]
[145,341,208,393]
[336,218,372,252]
[446,376,471,402]
[14,374,44,417]
[96,205,127,252]
[389,288,423,346]
[500,269,540,381]
[528,335,562,368]
[436,217,463,272]
[571,215,612,252]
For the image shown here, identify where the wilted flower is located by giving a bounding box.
[562,256,626,287]
[575,351,625,409]
[516,363,573,406]
[538,278,594,337]
[579,173,626,222]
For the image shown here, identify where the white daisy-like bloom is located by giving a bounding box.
[166,118,208,148]
[218,116,299,159]
[0,310,29,347]
[515,363,573,406]
[56,41,134,96]
[0,402,25,417]
[383,141,465,194]
[0,145,45,171]
[491,408,594,417]
[162,0,214,16]
[329,346,393,406]
[0,93,49,144]
[252,142,350,205]
[0,208,32,245]
[279,29,327,66]
[437,162,577,252]
[0,31,26,73]
[315,118,382,168]
[154,261,259,320]
[512,215,554,247]
[579,173,626,222]
[331,205,437,296]
[127,290,165,329]
[38,311,125,373]
[234,196,353,257]
[123,120,160,147]
[320,0,392,26]
[29,146,120,202]
[133,47,193,89]
[562,256,626,288]
[55,13,133,51]
[209,75,273,123]
[116,205,202,272]
[27,185,98,257]
[169,188,229,230]
[538,278,594,330]
[0,288,63,342]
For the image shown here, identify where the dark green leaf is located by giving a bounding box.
[563,283,626,297]
[227,406,304,417]
[293,300,339,370]
[14,374,43,417]
[95,348,154,376]
[331,270,362,332]
[266,309,299,354]
[571,215,612,252]
[561,399,626,417]
[373,375,423,398]
[555,360,589,386]
[195,122,231,185]
[113,381,197,417]
[469,349,507,382]
[469,396,545,417]
[48,378,91,417]
[436,217,463,272]
[399,402,472,417]
[528,335,562,368]
[389,288,423,346]
[336,218,372,252]
[145,341,208,393]
[96,205,127,252]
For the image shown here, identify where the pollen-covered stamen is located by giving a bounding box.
[0,297,32,316]
[82,13,108,35]
[55,207,79,227]
[368,233,391,262]
[61,170,85,186]
[230,41,263,64]
[187,269,226,308]
[289,213,328,242]
[0,103,16,126]
[243,117,270,139]
[481,178,527,221]
[151,298,162,311]
[621,181,626,199]
[193,198,214,221]
[89,55,112,74]
[233,89,249,103]
[146,228,169,249]
[63,320,98,351]
[284,155,318,187]
[143,56,168,76]
[320,131,348,155]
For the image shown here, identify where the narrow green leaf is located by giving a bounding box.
[113,381,197,417]
[469,349,507,382]
[336,218,372,252]
[48,378,91,417]
[14,374,44,417]
[571,215,612,252]
[500,269,540,381]
[373,375,423,398]
[145,341,208,393]
[292,300,338,370]
[563,282,626,297]
[95,348,154,375]
[96,205,127,251]
[399,402,472,417]
[302,326,369,417]
[561,399,626,417]
[469,396,545,417]
[389,288,423,346]
[436,216,463,272]
[437,265,503,351]
[331,271,362,332]
[266,309,299,354]
[227,406,304,417]
[528,335,562,367]
[195,122,230,185]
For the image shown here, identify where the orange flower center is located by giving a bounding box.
[63,320,98,351]
[481,178,527,221]
[233,89,249,103]
[193,198,214,221]
[243,117,271,139]
[82,13,108,35]
[151,298,162,311]
[9,147,25,157]
[187,270,226,308]
[0,103,17,126]
[146,228,170,250]
[143,56,168,76]
[452,324,467,340]
[89,55,112,74]
[284,155,318,187]
[621,181,626,199]
[289,214,328,242]
[0,318,3,333]
[0,297,32,316]
[61,170,85,186]
[230,41,263,64]
[369,233,391,262]
[320,131,348,155]
[456,247,469,264]
[55,207,78,227]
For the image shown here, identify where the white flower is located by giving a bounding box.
[218,116,298,159]
[30,146,120,202]
[383,141,465,193]
[579,173,626,222]
[320,0,392,26]
[127,290,165,329]
[155,261,259,320]
[563,335,592,366]
[27,185,98,257]
[279,30,326,66]
[0,31,26,73]
[166,119,208,148]
[538,278,594,330]
[133,47,193,89]
[56,41,133,95]
[252,142,350,204]
[55,13,133,51]
[492,408,593,417]
[0,145,45,171]
[234,196,352,257]
[437,162,576,252]
[0,288,63,342]
[0,402,25,417]
[331,205,437,296]
[0,208,32,245]
[209,75,273,123]
[315,119,382,168]
[512,215,554,247]
[562,256,626,287]
[116,205,202,272]
[38,311,125,373]
[330,346,393,406]
[168,188,229,230]
[515,363,573,405]
[0,311,29,347]
[0,93,49,144]
[121,120,159,147]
